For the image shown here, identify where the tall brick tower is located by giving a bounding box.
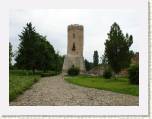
[62,24,85,74]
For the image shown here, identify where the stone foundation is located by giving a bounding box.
[62,55,85,75]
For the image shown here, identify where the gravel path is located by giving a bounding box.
[10,75,139,106]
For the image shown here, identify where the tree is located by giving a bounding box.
[15,22,57,73]
[35,36,56,72]
[9,42,13,68]
[15,22,37,73]
[93,50,99,66]
[104,22,133,78]
[54,52,64,73]
[101,53,108,65]
[100,53,109,70]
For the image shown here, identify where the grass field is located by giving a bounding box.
[9,70,40,101]
[65,75,139,96]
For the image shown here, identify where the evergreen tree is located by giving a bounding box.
[15,23,38,73]
[104,22,133,77]
[93,50,99,66]
[15,22,57,73]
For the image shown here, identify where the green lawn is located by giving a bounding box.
[9,70,40,101]
[65,75,139,96]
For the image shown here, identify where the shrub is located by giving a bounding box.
[68,65,80,76]
[128,64,139,84]
[103,69,112,79]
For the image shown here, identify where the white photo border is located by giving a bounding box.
[0,0,149,116]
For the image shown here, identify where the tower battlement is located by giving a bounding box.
[68,24,83,31]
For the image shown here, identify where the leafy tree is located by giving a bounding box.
[9,42,13,67]
[54,52,64,73]
[93,50,99,66]
[104,22,133,78]
[35,36,56,72]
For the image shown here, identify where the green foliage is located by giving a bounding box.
[15,23,37,71]
[93,50,99,66]
[65,76,139,96]
[128,64,139,85]
[35,37,56,72]
[9,42,13,68]
[68,65,80,76]
[15,22,63,73]
[104,22,133,74]
[103,69,112,79]
[101,53,108,65]
[84,59,93,71]
[54,53,64,73]
[9,70,40,101]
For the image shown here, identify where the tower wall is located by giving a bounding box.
[62,24,86,74]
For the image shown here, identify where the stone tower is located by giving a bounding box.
[62,24,85,74]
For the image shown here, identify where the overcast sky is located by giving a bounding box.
[10,9,140,63]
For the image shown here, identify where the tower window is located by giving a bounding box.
[72,43,76,51]
[73,33,75,38]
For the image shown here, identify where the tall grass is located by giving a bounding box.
[9,70,40,101]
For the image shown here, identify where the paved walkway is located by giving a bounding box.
[10,75,139,106]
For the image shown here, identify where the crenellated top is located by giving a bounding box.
[68,24,83,31]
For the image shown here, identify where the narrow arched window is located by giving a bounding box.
[72,43,76,51]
